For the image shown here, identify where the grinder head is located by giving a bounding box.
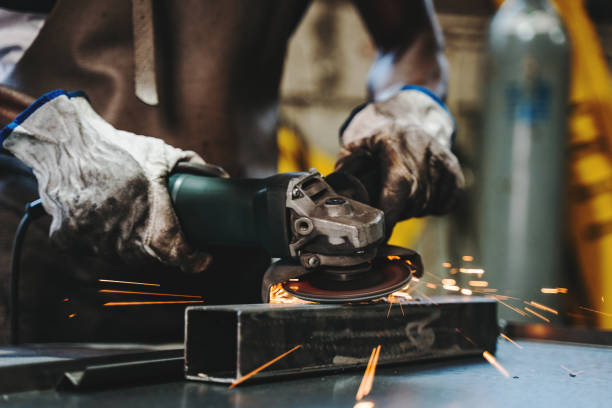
[262,170,423,303]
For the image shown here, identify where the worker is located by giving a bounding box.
[0,0,463,342]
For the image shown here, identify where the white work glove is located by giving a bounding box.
[335,86,464,236]
[1,90,215,273]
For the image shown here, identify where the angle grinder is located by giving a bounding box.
[168,167,423,303]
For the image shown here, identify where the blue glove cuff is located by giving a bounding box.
[1,89,88,145]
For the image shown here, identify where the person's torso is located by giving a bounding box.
[4,0,311,177]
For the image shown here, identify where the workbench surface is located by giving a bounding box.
[2,339,611,407]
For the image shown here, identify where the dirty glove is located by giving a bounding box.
[0,89,218,273]
[335,86,464,236]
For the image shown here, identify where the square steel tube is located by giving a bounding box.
[185,296,498,383]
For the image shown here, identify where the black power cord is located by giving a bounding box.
[10,199,45,345]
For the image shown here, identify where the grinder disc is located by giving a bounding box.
[282,258,413,303]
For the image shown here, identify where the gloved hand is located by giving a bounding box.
[0,90,221,273]
[335,87,464,236]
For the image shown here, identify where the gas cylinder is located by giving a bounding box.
[478,0,570,321]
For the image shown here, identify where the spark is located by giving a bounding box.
[415,289,438,305]
[412,277,420,282]
[229,344,303,388]
[459,268,485,274]
[356,345,381,401]
[456,328,477,346]
[541,288,568,294]
[449,268,458,274]
[524,306,551,323]
[483,351,510,378]
[425,283,437,289]
[103,300,203,306]
[68,313,76,318]
[462,255,474,262]
[354,402,375,408]
[442,284,460,292]
[500,333,523,349]
[99,289,201,298]
[442,262,452,268]
[524,301,558,315]
[424,270,445,282]
[386,255,401,261]
[469,280,489,287]
[578,306,612,317]
[560,365,584,377]
[268,283,312,304]
[390,291,412,301]
[63,298,69,302]
[602,297,605,303]
[473,288,498,293]
[386,301,393,318]
[461,288,472,296]
[492,294,521,300]
[98,279,160,287]
[441,278,456,286]
[490,296,527,316]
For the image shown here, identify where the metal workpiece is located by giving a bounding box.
[184,297,498,384]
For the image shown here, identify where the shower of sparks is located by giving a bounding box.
[442,284,460,292]
[483,351,510,378]
[490,297,527,316]
[578,306,612,317]
[500,333,523,349]
[356,345,381,401]
[442,262,452,268]
[524,301,558,315]
[268,283,312,304]
[541,288,568,294]
[560,365,584,377]
[229,344,303,388]
[98,279,160,287]
[441,278,456,286]
[99,289,201,298]
[462,255,474,262]
[458,268,485,275]
[461,288,473,296]
[469,280,489,287]
[68,313,76,318]
[103,300,203,306]
[524,307,551,323]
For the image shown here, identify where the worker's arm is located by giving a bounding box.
[335,0,462,236]
[1,89,214,273]
[353,0,448,99]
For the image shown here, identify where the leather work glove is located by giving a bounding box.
[1,89,223,273]
[335,86,464,237]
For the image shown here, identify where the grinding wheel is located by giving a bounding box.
[282,257,415,303]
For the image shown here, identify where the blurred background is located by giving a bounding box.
[277,0,612,329]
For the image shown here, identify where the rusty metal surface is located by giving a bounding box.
[185,297,498,383]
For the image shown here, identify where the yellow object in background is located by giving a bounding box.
[554,0,612,328]
[277,124,426,248]
[495,0,612,327]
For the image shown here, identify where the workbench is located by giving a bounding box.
[1,337,610,407]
